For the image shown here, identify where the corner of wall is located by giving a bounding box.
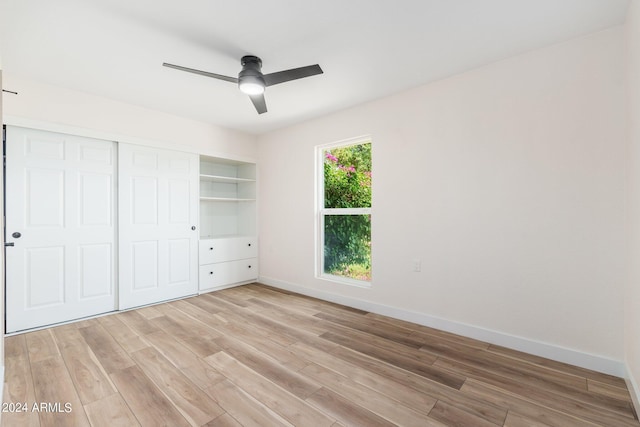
[626,0,640,418]
[0,68,5,407]
[626,365,640,420]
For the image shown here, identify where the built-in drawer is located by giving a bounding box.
[199,236,257,265]
[199,258,258,291]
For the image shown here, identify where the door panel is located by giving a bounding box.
[79,243,112,299]
[118,143,198,309]
[168,238,191,284]
[26,246,65,307]
[25,135,65,159]
[26,168,64,227]
[78,142,113,164]
[5,126,116,332]
[169,180,190,223]
[80,173,112,226]
[132,240,159,290]
[133,177,159,224]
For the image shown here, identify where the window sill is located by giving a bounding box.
[318,273,372,289]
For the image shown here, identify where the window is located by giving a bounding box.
[317,138,372,285]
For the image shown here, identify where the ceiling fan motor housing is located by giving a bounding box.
[239,55,266,88]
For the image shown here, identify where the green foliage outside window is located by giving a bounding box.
[323,143,371,281]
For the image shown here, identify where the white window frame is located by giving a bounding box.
[315,136,372,287]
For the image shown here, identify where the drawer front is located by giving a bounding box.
[199,263,233,290]
[234,237,258,260]
[234,258,258,283]
[199,237,257,265]
[199,258,258,291]
[199,239,232,265]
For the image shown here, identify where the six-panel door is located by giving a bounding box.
[5,127,117,332]
[118,143,199,310]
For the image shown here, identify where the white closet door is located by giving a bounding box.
[118,143,199,309]
[5,126,116,333]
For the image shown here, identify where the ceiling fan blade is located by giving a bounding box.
[163,62,238,83]
[249,94,267,114]
[263,64,323,87]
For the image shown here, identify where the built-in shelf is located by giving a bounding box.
[199,174,256,184]
[199,155,258,291]
[200,196,256,202]
[200,233,255,239]
[199,156,257,240]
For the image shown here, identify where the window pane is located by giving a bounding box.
[324,143,371,209]
[324,214,371,281]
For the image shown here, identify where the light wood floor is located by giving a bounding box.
[2,283,638,427]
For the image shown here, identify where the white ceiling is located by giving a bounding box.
[0,0,630,135]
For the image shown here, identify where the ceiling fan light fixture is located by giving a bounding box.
[239,80,265,95]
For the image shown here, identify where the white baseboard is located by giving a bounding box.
[199,280,255,295]
[258,276,626,377]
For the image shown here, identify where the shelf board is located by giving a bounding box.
[200,174,256,184]
[200,233,257,239]
[200,196,256,202]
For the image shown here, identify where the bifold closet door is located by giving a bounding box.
[118,143,199,310]
[5,126,116,333]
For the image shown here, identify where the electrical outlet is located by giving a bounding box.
[412,259,421,272]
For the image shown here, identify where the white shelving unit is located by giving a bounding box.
[199,156,258,292]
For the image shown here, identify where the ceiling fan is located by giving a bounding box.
[163,56,323,114]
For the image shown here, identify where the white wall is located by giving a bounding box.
[2,74,257,160]
[625,0,640,411]
[258,27,627,373]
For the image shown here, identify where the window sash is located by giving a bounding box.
[319,210,371,285]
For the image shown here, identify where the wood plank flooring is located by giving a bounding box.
[2,283,638,427]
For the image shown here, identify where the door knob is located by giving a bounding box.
[191,226,196,231]
[12,232,21,239]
